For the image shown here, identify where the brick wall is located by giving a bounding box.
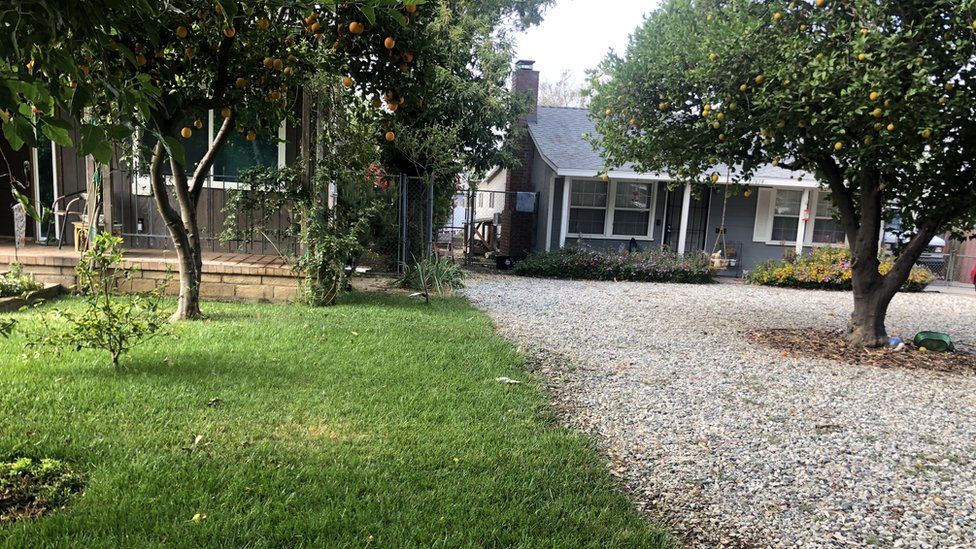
[0,254,301,303]
[500,61,540,258]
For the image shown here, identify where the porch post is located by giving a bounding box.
[795,189,810,256]
[677,183,692,254]
[100,162,112,237]
[559,179,570,247]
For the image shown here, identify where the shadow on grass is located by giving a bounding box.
[340,290,469,311]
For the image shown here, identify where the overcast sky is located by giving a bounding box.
[515,0,660,87]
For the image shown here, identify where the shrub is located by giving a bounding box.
[747,247,936,292]
[223,164,385,307]
[398,256,466,297]
[26,234,167,368]
[0,457,84,522]
[0,263,42,297]
[512,246,714,283]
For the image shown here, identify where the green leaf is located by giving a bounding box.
[105,124,134,141]
[162,136,185,166]
[360,5,377,25]
[2,121,25,150]
[91,142,115,165]
[42,122,73,147]
[11,187,41,220]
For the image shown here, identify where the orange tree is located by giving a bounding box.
[55,0,424,320]
[336,0,552,197]
[590,0,976,347]
[1,1,162,213]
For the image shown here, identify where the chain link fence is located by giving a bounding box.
[942,252,976,287]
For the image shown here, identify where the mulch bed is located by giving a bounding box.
[748,328,976,375]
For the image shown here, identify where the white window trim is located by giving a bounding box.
[762,187,847,248]
[767,188,804,244]
[566,178,658,241]
[132,113,286,195]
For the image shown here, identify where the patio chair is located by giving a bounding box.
[47,191,87,249]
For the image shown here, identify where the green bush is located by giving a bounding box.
[0,263,41,297]
[512,246,714,283]
[747,247,936,292]
[398,256,466,295]
[26,234,167,367]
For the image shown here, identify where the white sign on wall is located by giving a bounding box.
[12,203,26,249]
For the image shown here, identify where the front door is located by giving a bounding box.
[663,187,710,252]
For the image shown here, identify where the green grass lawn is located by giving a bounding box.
[0,293,671,547]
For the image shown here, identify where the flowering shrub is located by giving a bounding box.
[0,263,42,298]
[748,247,935,292]
[512,246,714,283]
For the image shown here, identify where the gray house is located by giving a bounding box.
[489,61,844,273]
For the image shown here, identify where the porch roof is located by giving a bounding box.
[528,106,818,189]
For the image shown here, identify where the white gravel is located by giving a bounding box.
[462,275,976,548]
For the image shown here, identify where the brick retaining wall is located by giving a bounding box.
[0,250,301,303]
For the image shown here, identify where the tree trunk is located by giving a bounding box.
[148,141,203,321]
[146,111,235,321]
[847,269,892,348]
[171,240,203,320]
[819,162,940,348]
[169,157,204,320]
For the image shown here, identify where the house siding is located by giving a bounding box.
[72,115,303,254]
[531,150,553,252]
[703,187,798,270]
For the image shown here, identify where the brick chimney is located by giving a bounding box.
[499,60,540,258]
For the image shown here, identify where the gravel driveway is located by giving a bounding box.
[462,276,976,548]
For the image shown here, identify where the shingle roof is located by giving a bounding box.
[528,107,614,173]
[527,106,813,184]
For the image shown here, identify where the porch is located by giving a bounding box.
[0,242,301,303]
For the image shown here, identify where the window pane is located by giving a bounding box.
[571,180,607,208]
[813,218,846,244]
[568,208,606,234]
[213,132,278,183]
[771,216,799,241]
[815,192,836,218]
[612,210,650,236]
[774,189,802,216]
[615,182,651,210]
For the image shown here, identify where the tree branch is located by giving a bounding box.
[815,155,860,241]
[190,112,237,202]
[882,220,939,297]
[148,141,183,232]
